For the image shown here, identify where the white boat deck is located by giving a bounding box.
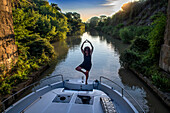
[4,78,140,113]
[24,88,108,113]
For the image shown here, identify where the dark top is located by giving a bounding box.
[83,54,91,64]
[79,54,92,71]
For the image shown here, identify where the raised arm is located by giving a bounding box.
[87,40,94,54]
[81,41,86,54]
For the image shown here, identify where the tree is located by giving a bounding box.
[89,17,99,28]
[100,15,107,22]
[51,3,61,12]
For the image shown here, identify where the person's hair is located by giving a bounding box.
[84,46,90,54]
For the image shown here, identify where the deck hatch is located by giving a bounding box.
[75,95,94,105]
[52,94,72,103]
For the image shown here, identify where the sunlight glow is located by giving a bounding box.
[83,0,140,22]
[103,0,139,15]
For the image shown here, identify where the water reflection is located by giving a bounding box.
[41,36,82,77]
[52,40,69,60]
[87,29,99,36]
[41,40,69,77]
[66,36,81,50]
[119,68,145,88]
[98,33,129,55]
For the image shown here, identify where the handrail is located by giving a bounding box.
[1,74,64,112]
[100,76,145,113]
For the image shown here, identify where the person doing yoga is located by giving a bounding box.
[75,39,94,84]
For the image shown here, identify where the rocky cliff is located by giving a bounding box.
[159,0,170,73]
[0,0,18,71]
[120,1,167,26]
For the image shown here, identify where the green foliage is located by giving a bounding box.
[119,27,134,43]
[152,73,170,91]
[97,23,124,37]
[27,38,55,57]
[13,0,70,42]
[35,16,52,36]
[119,12,169,91]
[65,12,85,35]
[130,38,149,52]
[101,26,112,35]
[148,13,166,61]
[0,0,84,95]
[119,26,150,43]
[0,82,12,95]
[120,50,140,68]
[111,23,124,37]
[89,17,100,28]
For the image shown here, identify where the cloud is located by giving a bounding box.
[102,0,118,6]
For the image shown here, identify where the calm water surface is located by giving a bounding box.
[40,30,169,113]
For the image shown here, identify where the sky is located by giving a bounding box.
[48,0,138,22]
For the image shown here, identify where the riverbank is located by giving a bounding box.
[130,68,170,108]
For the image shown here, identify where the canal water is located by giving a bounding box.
[40,30,169,113]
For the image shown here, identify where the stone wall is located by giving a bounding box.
[0,0,18,71]
[159,0,170,73]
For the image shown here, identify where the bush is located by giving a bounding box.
[130,37,149,52]
[119,27,134,43]
[152,73,170,91]
[134,26,151,37]
[111,23,124,37]
[27,38,55,58]
[0,82,12,95]
[7,74,24,86]
[119,26,150,43]
[120,50,140,67]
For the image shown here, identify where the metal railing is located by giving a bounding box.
[1,74,64,112]
[100,76,145,113]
